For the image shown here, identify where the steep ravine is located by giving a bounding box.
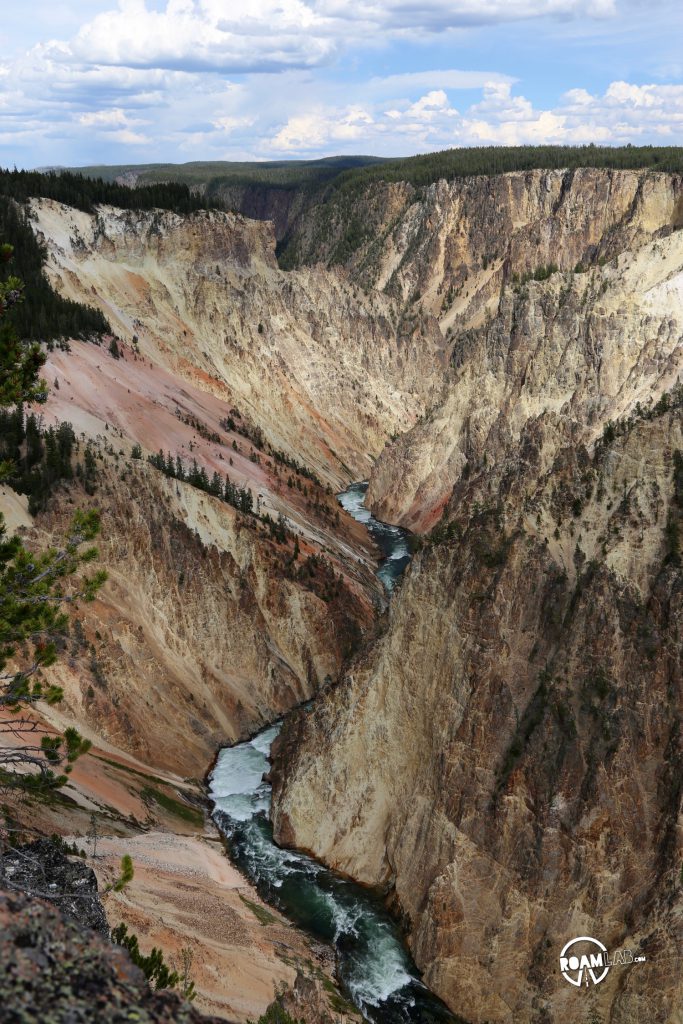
[12,168,683,1022]
[210,485,456,1024]
[274,410,683,1024]
[30,197,445,489]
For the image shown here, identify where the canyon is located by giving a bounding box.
[2,164,682,1023]
[272,168,683,1023]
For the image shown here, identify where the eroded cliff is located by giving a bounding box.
[272,169,683,1024]
[30,198,444,487]
[1,191,428,1021]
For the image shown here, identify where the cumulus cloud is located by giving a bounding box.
[78,107,150,144]
[268,79,683,153]
[27,0,618,79]
[272,106,375,150]
[67,0,337,73]
[0,0,681,166]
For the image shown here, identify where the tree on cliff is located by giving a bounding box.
[0,243,106,796]
[0,243,47,408]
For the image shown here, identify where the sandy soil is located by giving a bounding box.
[89,830,326,1022]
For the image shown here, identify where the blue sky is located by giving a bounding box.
[1,0,682,168]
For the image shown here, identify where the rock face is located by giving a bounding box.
[288,168,683,308]
[274,412,683,1024]
[16,167,683,1023]
[272,170,683,1024]
[0,838,108,935]
[30,198,444,488]
[31,461,376,776]
[270,969,362,1024]
[367,221,683,530]
[17,193,420,775]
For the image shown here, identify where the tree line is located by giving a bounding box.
[0,197,110,341]
[330,144,683,194]
[0,167,217,216]
[0,162,228,343]
[148,449,255,515]
[0,405,99,514]
[146,448,297,544]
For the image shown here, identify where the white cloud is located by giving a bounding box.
[79,108,135,127]
[369,69,516,94]
[109,128,150,144]
[27,0,618,79]
[77,107,150,143]
[272,106,375,150]
[0,0,681,167]
[212,115,256,133]
[463,110,568,144]
[66,1,338,73]
[267,79,683,153]
[316,0,616,31]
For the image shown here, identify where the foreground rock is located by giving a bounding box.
[0,838,108,936]
[0,888,227,1024]
[272,970,362,1024]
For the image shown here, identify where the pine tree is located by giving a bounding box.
[0,242,106,795]
[0,244,47,406]
[87,812,100,858]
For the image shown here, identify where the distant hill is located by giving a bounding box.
[67,156,388,193]
[67,145,683,196]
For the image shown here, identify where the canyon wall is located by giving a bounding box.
[33,462,375,776]
[368,220,683,530]
[31,198,444,488]
[16,195,439,774]
[272,170,683,1023]
[2,189,422,1020]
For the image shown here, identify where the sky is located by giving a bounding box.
[1,0,682,168]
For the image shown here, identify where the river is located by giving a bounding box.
[209,483,456,1023]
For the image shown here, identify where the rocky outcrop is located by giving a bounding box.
[270,969,361,1024]
[214,183,310,243]
[367,214,683,530]
[0,838,108,935]
[0,888,226,1023]
[273,403,683,1024]
[19,167,683,1023]
[288,169,683,319]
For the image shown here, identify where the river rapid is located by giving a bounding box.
[209,483,456,1023]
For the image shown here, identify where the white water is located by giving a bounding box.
[209,485,454,1023]
[210,724,422,1019]
[338,482,411,593]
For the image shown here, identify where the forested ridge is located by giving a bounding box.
[69,145,683,197]
[70,155,385,193]
[0,167,216,215]
[0,166,227,343]
[3,147,683,342]
[328,143,683,193]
